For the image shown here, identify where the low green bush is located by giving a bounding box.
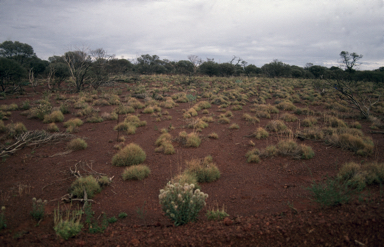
[53,205,83,240]
[307,177,353,208]
[30,198,47,221]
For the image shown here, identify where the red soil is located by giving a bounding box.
[0,82,383,246]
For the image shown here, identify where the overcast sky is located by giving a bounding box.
[1,0,383,70]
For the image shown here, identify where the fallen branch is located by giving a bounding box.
[369,131,384,134]
[0,130,73,158]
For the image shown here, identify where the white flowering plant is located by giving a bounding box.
[159,182,208,226]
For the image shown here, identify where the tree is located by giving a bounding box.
[135,54,163,74]
[218,63,235,77]
[339,51,363,73]
[0,57,27,93]
[198,61,219,77]
[261,59,292,78]
[107,58,133,75]
[0,41,35,65]
[308,65,328,79]
[63,49,92,92]
[244,64,261,76]
[187,55,202,74]
[175,60,194,74]
[46,62,71,90]
[88,48,113,89]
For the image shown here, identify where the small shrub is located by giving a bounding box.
[337,162,361,181]
[231,105,242,111]
[265,120,287,132]
[350,121,362,129]
[172,173,200,189]
[43,110,64,123]
[327,133,374,156]
[188,118,209,129]
[92,99,110,106]
[114,104,135,115]
[206,205,229,221]
[276,101,296,111]
[47,123,59,132]
[5,122,27,137]
[122,165,151,180]
[255,110,271,119]
[242,113,260,124]
[184,156,220,183]
[112,143,146,166]
[0,206,6,230]
[28,100,52,120]
[280,113,298,122]
[229,123,239,129]
[101,111,118,120]
[118,212,128,219]
[277,139,300,156]
[307,177,353,208]
[67,138,87,151]
[53,205,83,240]
[253,127,269,139]
[143,106,154,114]
[60,104,70,114]
[245,148,261,163]
[300,144,315,159]
[20,100,30,110]
[325,116,347,128]
[261,145,278,157]
[218,116,230,124]
[86,113,103,123]
[107,216,117,224]
[64,118,83,127]
[296,127,324,140]
[0,120,5,132]
[185,132,201,147]
[98,176,111,187]
[208,132,218,139]
[159,183,208,226]
[70,175,101,199]
[302,117,318,127]
[30,198,47,221]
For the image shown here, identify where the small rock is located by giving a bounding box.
[223,217,233,226]
[129,239,140,246]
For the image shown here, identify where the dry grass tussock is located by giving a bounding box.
[122,165,151,181]
[337,162,384,190]
[279,113,298,122]
[184,156,220,183]
[265,120,287,132]
[3,122,27,138]
[43,110,64,123]
[70,175,101,199]
[155,133,175,155]
[112,143,146,166]
[242,113,260,124]
[67,138,87,151]
[178,131,201,147]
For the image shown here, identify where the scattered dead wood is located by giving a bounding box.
[49,150,73,157]
[0,130,73,158]
[369,131,384,134]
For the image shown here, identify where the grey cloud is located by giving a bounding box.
[0,0,383,69]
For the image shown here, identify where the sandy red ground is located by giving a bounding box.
[0,81,383,246]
